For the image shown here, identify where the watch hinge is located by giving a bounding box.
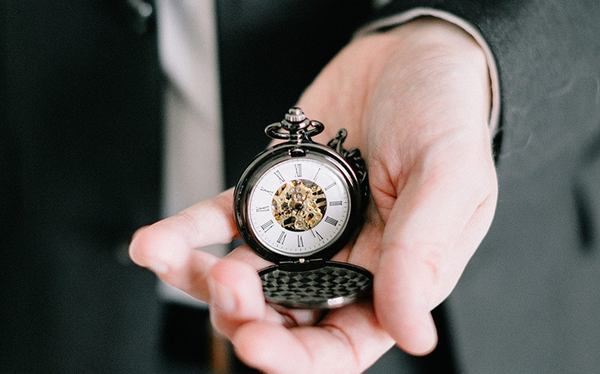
[279,258,324,271]
[289,147,306,157]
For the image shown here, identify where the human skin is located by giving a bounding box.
[129,17,497,374]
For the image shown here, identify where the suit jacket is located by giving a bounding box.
[1,1,164,373]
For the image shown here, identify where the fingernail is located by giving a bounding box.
[210,279,237,314]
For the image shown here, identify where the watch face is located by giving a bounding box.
[234,108,371,309]
[247,156,351,258]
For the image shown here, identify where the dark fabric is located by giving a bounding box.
[2,0,162,248]
[216,0,372,187]
[1,1,164,373]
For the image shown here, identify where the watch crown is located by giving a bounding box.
[265,107,324,142]
[285,107,306,123]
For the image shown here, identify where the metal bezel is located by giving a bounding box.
[234,141,366,264]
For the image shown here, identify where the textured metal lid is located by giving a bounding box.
[258,261,373,309]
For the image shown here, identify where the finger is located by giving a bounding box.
[213,246,326,336]
[233,302,395,374]
[224,244,273,269]
[208,258,287,338]
[128,189,237,301]
[375,154,497,355]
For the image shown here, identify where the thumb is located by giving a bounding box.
[375,242,439,355]
[373,155,496,355]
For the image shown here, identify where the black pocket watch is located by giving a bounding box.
[234,108,372,309]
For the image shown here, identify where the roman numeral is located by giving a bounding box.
[313,168,321,181]
[277,231,287,244]
[261,220,274,232]
[325,216,338,226]
[294,164,302,178]
[324,182,336,191]
[260,186,273,194]
[329,200,342,206]
[274,170,285,183]
[311,229,324,241]
[256,206,269,212]
[297,235,304,247]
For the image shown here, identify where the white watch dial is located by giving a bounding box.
[248,157,351,257]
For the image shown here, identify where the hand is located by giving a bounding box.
[129,18,497,374]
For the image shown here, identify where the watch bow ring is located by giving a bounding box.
[233,107,372,309]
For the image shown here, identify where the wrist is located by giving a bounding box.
[380,18,490,129]
[378,17,491,125]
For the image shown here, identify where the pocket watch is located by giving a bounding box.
[234,108,372,309]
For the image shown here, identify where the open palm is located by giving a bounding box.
[130,18,497,374]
